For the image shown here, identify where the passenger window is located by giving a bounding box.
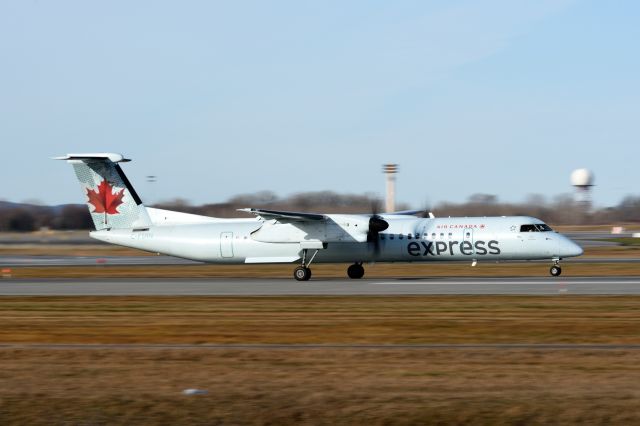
[408,233,413,239]
[399,234,404,240]
[440,233,444,238]
[520,224,538,232]
[431,233,436,239]
[380,235,385,240]
[466,232,471,238]
[390,234,394,240]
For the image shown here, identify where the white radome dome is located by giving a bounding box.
[571,168,594,187]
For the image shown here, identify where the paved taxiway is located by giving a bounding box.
[1,276,640,295]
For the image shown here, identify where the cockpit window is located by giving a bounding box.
[520,224,554,232]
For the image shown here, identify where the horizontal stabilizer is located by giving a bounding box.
[53,153,131,163]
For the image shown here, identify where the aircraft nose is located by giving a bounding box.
[559,237,584,258]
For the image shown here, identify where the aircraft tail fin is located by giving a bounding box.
[55,153,152,230]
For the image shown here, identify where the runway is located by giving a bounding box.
[1,255,639,267]
[2,276,640,295]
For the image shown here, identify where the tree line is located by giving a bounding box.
[0,192,638,232]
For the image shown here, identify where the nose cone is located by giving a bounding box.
[559,237,584,258]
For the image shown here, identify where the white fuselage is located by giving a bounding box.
[90,214,583,264]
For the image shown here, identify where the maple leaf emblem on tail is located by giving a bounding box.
[86,180,125,215]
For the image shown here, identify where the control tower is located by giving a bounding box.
[382,164,398,213]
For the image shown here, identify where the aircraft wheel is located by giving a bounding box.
[550,265,562,277]
[347,263,365,279]
[294,266,312,281]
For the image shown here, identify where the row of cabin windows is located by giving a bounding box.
[380,226,553,240]
[380,231,472,240]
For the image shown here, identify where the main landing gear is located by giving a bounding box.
[293,249,319,281]
[293,252,367,282]
[347,263,365,279]
[294,266,312,281]
[550,259,562,277]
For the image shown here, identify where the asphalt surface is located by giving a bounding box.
[1,276,640,295]
[1,255,639,267]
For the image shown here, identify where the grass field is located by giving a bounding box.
[2,296,640,424]
[2,296,640,344]
[2,347,640,425]
[0,261,638,279]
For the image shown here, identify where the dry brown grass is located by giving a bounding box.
[0,261,638,279]
[2,348,640,425]
[3,296,640,424]
[2,296,640,345]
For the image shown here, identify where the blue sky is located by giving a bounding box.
[0,0,638,208]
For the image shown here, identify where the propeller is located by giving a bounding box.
[366,198,389,255]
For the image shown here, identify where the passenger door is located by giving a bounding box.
[220,232,234,258]
[463,228,474,255]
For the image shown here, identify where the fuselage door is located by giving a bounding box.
[220,232,234,258]
[463,228,474,254]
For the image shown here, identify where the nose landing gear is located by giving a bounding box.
[550,259,562,277]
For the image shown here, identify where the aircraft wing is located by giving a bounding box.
[386,210,424,216]
[385,210,435,218]
[238,208,326,222]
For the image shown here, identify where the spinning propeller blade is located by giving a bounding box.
[366,198,388,255]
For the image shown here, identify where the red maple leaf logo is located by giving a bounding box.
[86,180,125,215]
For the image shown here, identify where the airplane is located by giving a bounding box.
[55,153,584,280]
